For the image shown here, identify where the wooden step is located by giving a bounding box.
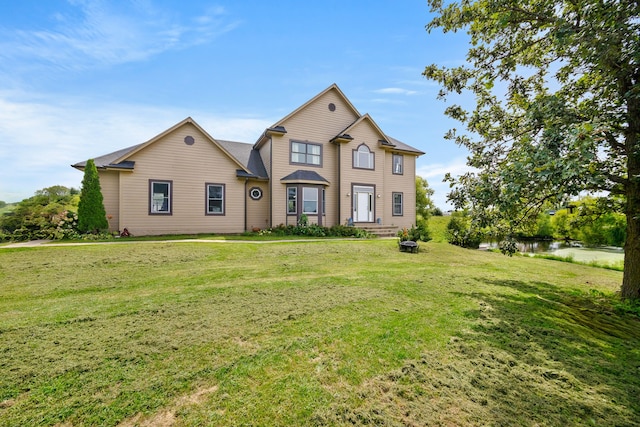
[355,224,400,237]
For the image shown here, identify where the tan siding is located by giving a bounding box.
[271,90,357,227]
[338,122,386,224]
[259,139,272,179]
[98,171,120,232]
[118,123,246,235]
[246,181,270,231]
[385,153,417,229]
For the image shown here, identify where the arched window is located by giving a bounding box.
[353,144,374,169]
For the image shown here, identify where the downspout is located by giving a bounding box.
[337,143,341,225]
[244,178,248,232]
[269,136,273,228]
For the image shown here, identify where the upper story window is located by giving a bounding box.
[206,183,225,215]
[291,141,321,166]
[353,144,374,169]
[150,180,172,214]
[393,154,404,175]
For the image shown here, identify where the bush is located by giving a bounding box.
[259,223,372,238]
[446,211,483,249]
[397,222,432,243]
[0,187,81,241]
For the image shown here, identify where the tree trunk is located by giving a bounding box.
[622,87,640,300]
[622,195,640,299]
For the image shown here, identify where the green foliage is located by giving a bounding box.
[297,213,309,227]
[397,222,432,243]
[424,0,640,298]
[0,186,79,241]
[0,200,6,209]
[259,223,372,239]
[397,221,431,242]
[77,159,108,233]
[446,211,483,249]
[416,176,435,223]
[546,197,626,246]
[534,213,554,239]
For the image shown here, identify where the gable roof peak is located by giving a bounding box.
[253,83,361,148]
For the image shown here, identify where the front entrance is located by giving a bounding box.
[353,185,374,222]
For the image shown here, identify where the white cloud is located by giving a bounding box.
[0,1,240,73]
[373,87,418,96]
[417,157,472,180]
[0,93,271,202]
[416,157,474,209]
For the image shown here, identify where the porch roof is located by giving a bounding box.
[280,170,330,185]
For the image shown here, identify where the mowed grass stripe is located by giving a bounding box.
[0,239,638,426]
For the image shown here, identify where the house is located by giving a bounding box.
[72,84,424,236]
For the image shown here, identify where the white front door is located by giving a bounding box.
[353,186,373,222]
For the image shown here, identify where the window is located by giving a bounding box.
[249,187,263,200]
[206,183,225,215]
[287,187,297,214]
[303,187,318,214]
[150,180,172,214]
[393,192,403,216]
[322,188,326,216]
[353,144,374,169]
[393,154,403,174]
[291,141,321,166]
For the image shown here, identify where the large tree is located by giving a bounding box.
[424,0,640,298]
[77,159,108,233]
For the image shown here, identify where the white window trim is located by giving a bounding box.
[393,192,403,216]
[393,154,403,175]
[287,187,297,215]
[291,141,322,166]
[149,180,172,215]
[302,187,318,214]
[206,183,225,215]
[353,144,374,169]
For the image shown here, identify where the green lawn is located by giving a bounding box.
[1,239,638,426]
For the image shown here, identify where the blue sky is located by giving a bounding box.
[0,0,472,208]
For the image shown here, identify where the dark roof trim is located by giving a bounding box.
[104,161,135,170]
[236,169,268,180]
[330,133,354,144]
[280,170,330,184]
[266,125,287,136]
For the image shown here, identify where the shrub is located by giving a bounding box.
[0,187,80,241]
[446,211,483,249]
[259,223,372,238]
[397,222,432,243]
[77,159,108,233]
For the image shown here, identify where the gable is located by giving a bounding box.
[336,114,424,156]
[254,84,361,149]
[72,117,261,176]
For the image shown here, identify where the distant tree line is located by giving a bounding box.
[446,196,625,249]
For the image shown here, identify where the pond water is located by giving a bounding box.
[482,240,624,266]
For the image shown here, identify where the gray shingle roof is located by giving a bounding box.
[217,139,268,178]
[72,143,144,169]
[387,136,425,155]
[280,170,329,183]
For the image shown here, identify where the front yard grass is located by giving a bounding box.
[1,239,638,426]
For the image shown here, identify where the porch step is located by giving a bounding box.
[356,224,400,238]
